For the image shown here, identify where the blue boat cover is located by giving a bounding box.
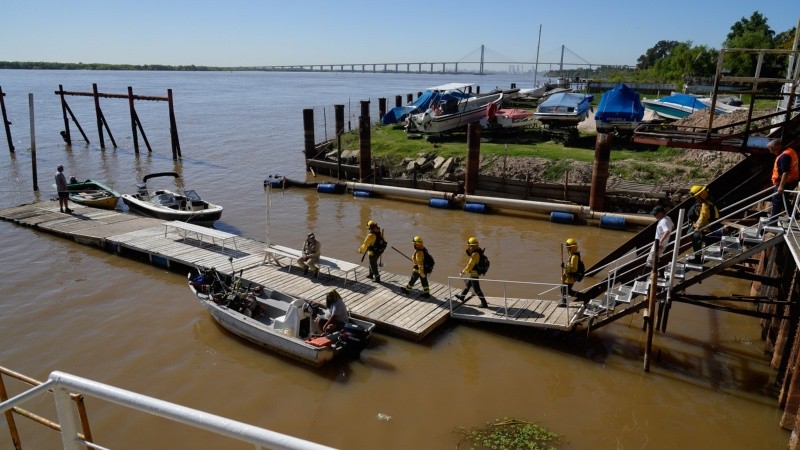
[657,93,708,110]
[382,91,438,124]
[537,93,593,113]
[594,84,644,123]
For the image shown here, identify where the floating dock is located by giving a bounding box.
[0,202,587,340]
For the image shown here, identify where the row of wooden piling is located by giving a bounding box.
[0,84,181,159]
[300,87,614,209]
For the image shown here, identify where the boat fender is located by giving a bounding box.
[486,102,498,122]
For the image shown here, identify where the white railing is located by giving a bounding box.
[784,189,800,264]
[0,371,334,450]
[447,276,575,327]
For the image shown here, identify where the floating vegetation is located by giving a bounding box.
[455,417,561,450]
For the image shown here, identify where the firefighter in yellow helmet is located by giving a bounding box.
[560,238,583,306]
[358,220,386,282]
[688,185,720,262]
[455,237,488,308]
[400,236,432,298]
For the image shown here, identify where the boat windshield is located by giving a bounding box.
[184,190,202,202]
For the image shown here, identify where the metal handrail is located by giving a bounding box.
[0,371,333,450]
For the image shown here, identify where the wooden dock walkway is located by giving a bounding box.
[0,202,587,340]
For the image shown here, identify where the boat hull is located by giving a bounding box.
[189,275,374,367]
[65,180,121,210]
[410,93,502,134]
[121,194,223,226]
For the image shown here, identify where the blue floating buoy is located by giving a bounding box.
[353,190,372,198]
[599,214,626,230]
[428,198,451,209]
[464,202,488,213]
[550,211,576,224]
[264,176,286,188]
[317,183,338,194]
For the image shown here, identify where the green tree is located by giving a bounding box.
[636,40,680,69]
[723,11,779,77]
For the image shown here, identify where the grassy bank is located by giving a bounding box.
[337,124,715,185]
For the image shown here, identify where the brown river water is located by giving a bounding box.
[0,69,789,448]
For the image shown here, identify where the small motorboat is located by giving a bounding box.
[641,93,741,121]
[491,108,536,129]
[408,83,502,134]
[188,267,375,366]
[594,84,645,133]
[121,172,223,226]
[64,178,121,210]
[533,92,593,127]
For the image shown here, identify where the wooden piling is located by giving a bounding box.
[407,93,413,103]
[464,123,481,194]
[128,87,139,154]
[0,86,14,152]
[93,83,105,149]
[167,89,181,158]
[644,245,659,372]
[334,104,345,138]
[395,95,402,108]
[589,133,612,211]
[378,98,386,122]
[358,100,371,182]
[57,85,71,146]
[303,108,315,163]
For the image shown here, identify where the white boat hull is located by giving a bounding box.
[410,93,502,134]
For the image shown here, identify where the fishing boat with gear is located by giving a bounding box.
[187,265,375,367]
[121,172,223,226]
[60,177,121,210]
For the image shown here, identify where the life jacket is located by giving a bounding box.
[772,148,800,186]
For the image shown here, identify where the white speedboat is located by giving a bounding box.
[121,172,223,226]
[408,84,502,134]
[188,268,375,367]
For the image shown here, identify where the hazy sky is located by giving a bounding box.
[3,1,798,68]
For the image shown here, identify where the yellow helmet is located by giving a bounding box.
[367,220,377,228]
[413,236,423,244]
[690,185,706,199]
[565,238,578,247]
[468,237,479,246]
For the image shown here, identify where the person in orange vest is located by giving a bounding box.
[768,138,799,218]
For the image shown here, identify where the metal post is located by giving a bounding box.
[28,94,38,192]
[53,386,82,450]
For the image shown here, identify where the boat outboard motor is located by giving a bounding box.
[340,322,370,351]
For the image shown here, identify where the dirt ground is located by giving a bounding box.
[479,107,773,185]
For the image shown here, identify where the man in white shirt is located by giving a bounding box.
[646,205,674,272]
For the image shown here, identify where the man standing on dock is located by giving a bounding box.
[358,220,386,283]
[54,165,72,214]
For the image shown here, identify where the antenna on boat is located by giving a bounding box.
[534,24,542,87]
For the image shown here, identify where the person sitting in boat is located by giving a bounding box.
[297,233,321,276]
[316,290,349,334]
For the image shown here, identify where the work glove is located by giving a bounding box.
[413,264,418,271]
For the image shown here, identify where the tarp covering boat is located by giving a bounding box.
[594,84,644,132]
[381,91,437,124]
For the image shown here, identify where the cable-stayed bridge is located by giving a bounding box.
[252,45,633,75]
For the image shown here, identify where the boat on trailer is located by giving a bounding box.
[188,267,375,367]
[407,83,502,134]
[121,172,223,226]
[533,92,594,127]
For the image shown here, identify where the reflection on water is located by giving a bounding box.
[0,70,789,448]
